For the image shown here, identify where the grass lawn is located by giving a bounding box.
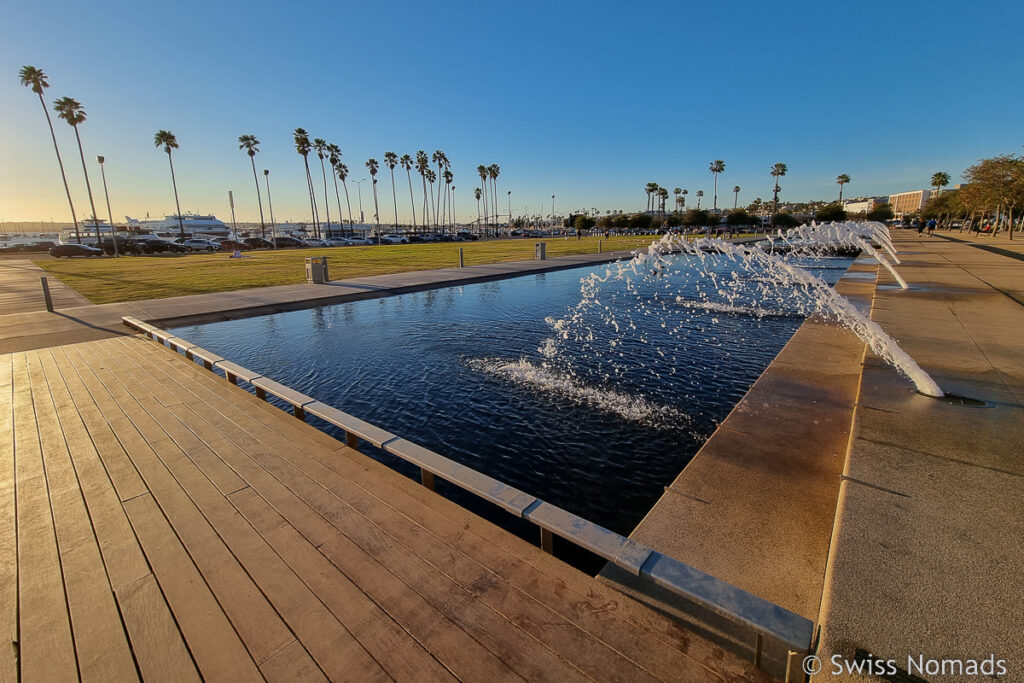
[33,236,661,304]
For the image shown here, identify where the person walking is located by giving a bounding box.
[927,218,937,235]
[917,218,926,235]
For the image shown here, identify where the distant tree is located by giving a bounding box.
[488,164,501,228]
[726,209,754,226]
[293,128,318,234]
[931,171,950,199]
[574,214,596,232]
[816,203,847,222]
[732,185,741,209]
[327,143,345,234]
[695,190,704,210]
[657,187,669,215]
[399,153,417,229]
[960,155,1024,238]
[709,160,726,211]
[770,162,788,225]
[384,151,399,229]
[335,161,354,233]
[650,217,664,230]
[835,174,851,203]
[612,212,630,229]
[238,134,266,238]
[673,187,682,213]
[54,96,102,246]
[773,212,800,228]
[866,203,895,222]
[19,66,80,243]
[628,212,653,230]
[313,138,331,238]
[365,158,380,235]
[683,209,711,226]
[665,213,682,228]
[154,130,186,239]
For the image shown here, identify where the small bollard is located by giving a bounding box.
[598,240,603,253]
[459,247,464,268]
[40,276,54,312]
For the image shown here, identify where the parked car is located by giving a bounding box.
[343,236,373,246]
[456,232,479,241]
[272,236,305,248]
[325,237,352,247]
[379,234,409,244]
[243,237,274,249]
[302,238,327,247]
[132,238,186,254]
[218,239,250,251]
[173,238,219,252]
[50,243,103,258]
[11,241,58,252]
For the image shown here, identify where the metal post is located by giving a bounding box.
[753,634,764,667]
[599,240,603,253]
[39,277,54,312]
[97,156,119,256]
[459,247,464,268]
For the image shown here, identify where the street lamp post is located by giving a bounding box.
[96,155,119,257]
[551,194,556,229]
[507,190,512,234]
[451,186,456,230]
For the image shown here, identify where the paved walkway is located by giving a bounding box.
[1,335,768,682]
[0,250,640,354]
[0,258,90,313]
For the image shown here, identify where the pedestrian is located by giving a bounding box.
[927,218,937,235]
[916,218,925,235]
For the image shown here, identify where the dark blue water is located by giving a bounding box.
[172,256,849,540]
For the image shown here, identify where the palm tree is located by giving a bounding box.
[20,66,80,243]
[400,154,417,230]
[488,164,501,229]
[770,162,788,226]
[54,97,102,247]
[328,144,346,235]
[293,129,318,236]
[658,187,669,216]
[645,182,658,212]
[836,174,851,204]
[425,169,438,231]
[432,150,446,228]
[238,134,267,238]
[931,171,950,199]
[365,158,380,237]
[336,162,353,236]
[313,138,331,238]
[443,168,454,229]
[383,152,400,230]
[263,169,277,246]
[416,151,430,229]
[477,165,490,233]
[153,130,186,239]
[474,187,482,231]
[696,190,704,210]
[681,189,688,210]
[673,187,682,214]
[709,160,726,212]
[733,185,741,210]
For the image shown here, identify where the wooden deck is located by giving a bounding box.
[1,335,768,682]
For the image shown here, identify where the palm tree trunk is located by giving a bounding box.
[250,157,266,239]
[429,183,437,233]
[319,158,331,238]
[435,164,443,229]
[371,181,380,237]
[341,179,353,237]
[72,125,102,246]
[481,182,488,235]
[167,152,185,239]
[331,172,343,238]
[405,170,417,230]
[713,174,718,212]
[389,168,399,231]
[420,174,429,231]
[303,159,318,238]
[38,93,80,243]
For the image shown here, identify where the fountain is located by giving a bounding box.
[768,222,908,289]
[543,226,943,398]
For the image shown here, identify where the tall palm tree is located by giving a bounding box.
[443,168,454,229]
[645,182,657,212]
[327,144,345,235]
[365,158,380,237]
[416,151,430,229]
[336,162,354,236]
[658,187,669,216]
[20,66,80,243]
[709,160,726,212]
[931,171,950,199]
[400,154,417,230]
[696,190,704,210]
[488,164,501,229]
[673,187,682,214]
[733,185,741,209]
[431,150,446,228]
[238,134,267,238]
[770,162,788,225]
[383,152,400,230]
[153,130,186,239]
[836,173,851,204]
[313,138,331,238]
[474,187,482,231]
[477,165,490,233]
[425,169,437,231]
[54,97,102,246]
[293,128,318,236]
[681,189,688,210]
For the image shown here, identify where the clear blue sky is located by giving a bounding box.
[2,0,1023,224]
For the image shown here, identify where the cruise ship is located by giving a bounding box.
[125,213,231,238]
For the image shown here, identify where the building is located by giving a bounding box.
[888,190,932,217]
[843,197,888,215]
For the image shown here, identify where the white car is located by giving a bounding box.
[344,236,373,246]
[175,238,218,252]
[303,238,327,247]
[378,234,409,244]
[325,237,351,247]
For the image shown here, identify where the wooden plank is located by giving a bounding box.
[28,352,138,682]
[123,494,262,682]
[106,341,516,682]
[12,352,79,680]
[72,343,296,667]
[258,640,328,683]
[115,574,201,683]
[39,347,150,591]
[0,354,17,683]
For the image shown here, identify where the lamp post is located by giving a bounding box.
[507,190,512,235]
[451,186,456,230]
[96,155,119,257]
[355,178,367,232]
[551,194,556,229]
[263,169,277,248]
